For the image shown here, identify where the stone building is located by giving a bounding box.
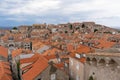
[20,54,69,80]
[85,52,120,80]
[18,26,29,33]
[32,23,47,29]
[22,42,32,50]
[69,50,120,80]
[69,53,86,80]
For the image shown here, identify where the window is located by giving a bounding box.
[70,59,73,66]
[58,58,61,62]
[38,78,41,80]
[51,74,56,80]
[76,64,79,70]
[65,63,68,67]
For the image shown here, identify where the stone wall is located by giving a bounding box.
[69,57,84,80]
[84,63,120,80]
[85,55,120,80]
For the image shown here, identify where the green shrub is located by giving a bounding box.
[89,75,94,80]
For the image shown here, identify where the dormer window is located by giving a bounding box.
[75,53,81,58]
[75,53,86,59]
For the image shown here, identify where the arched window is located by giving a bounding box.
[9,44,14,47]
[86,57,90,61]
[109,59,115,64]
[92,58,97,65]
[86,57,91,64]
[108,59,117,66]
[99,59,105,66]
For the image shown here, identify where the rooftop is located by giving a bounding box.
[21,54,48,80]
[0,46,8,58]
[0,61,12,80]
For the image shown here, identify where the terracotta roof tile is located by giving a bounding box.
[70,45,94,63]
[76,44,94,53]
[0,61,12,80]
[42,48,60,56]
[20,53,39,64]
[12,49,23,57]
[22,54,49,80]
[96,39,115,48]
[54,63,64,69]
[67,44,74,52]
[12,49,32,58]
[0,46,8,58]
[32,42,45,50]
[44,55,56,60]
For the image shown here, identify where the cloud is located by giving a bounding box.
[0,0,120,28]
[0,0,61,15]
[62,0,120,18]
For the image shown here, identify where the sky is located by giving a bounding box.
[0,0,120,28]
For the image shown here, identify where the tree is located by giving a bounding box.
[50,31,52,34]
[94,29,98,33]
[17,61,21,80]
[89,75,94,80]
[12,27,18,30]
[72,30,74,33]
[65,30,68,33]
[118,30,120,33]
[69,24,73,30]
[82,24,85,28]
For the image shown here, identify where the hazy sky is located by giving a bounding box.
[0,0,120,28]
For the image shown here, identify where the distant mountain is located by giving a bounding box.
[113,27,120,31]
[112,27,120,29]
[0,26,12,30]
[105,26,120,31]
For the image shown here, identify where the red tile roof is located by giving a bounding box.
[42,48,60,56]
[42,48,61,60]
[0,61,12,80]
[22,54,49,80]
[95,39,115,49]
[12,49,32,58]
[67,44,74,52]
[54,62,64,69]
[20,53,39,64]
[70,45,94,63]
[76,44,94,53]
[44,55,56,60]
[0,46,8,58]
[12,49,23,57]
